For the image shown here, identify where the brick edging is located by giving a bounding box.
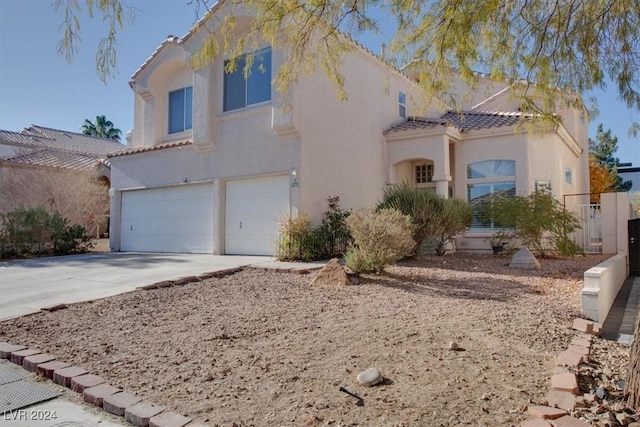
[0,341,205,427]
[520,318,602,427]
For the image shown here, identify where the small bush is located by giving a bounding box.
[275,212,313,261]
[345,208,414,274]
[0,206,93,258]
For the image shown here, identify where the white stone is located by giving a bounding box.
[356,367,383,386]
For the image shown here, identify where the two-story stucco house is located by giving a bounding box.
[108,4,590,255]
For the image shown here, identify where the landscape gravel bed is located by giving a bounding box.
[1,253,628,426]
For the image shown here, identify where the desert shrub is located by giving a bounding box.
[344,208,414,274]
[0,206,93,258]
[484,192,582,257]
[275,197,351,261]
[276,212,313,260]
[377,184,444,256]
[432,198,473,256]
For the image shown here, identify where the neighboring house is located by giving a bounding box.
[619,164,640,192]
[108,3,590,255]
[0,126,125,235]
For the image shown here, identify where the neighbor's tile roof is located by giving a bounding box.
[385,110,531,134]
[2,148,101,171]
[108,140,192,158]
[22,125,125,156]
[0,125,125,170]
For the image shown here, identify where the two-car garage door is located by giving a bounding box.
[119,175,289,255]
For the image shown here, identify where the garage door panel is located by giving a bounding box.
[225,175,289,256]
[121,183,214,253]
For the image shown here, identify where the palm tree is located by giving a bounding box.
[81,115,122,142]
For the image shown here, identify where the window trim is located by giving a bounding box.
[415,163,434,184]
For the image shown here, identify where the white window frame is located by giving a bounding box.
[399,92,406,119]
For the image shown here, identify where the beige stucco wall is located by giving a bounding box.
[113,8,590,254]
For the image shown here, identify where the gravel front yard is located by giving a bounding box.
[0,253,623,426]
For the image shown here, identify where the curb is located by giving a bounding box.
[0,341,207,427]
[520,318,608,426]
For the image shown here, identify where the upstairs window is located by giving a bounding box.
[399,92,406,118]
[168,86,193,134]
[565,167,572,184]
[224,47,272,112]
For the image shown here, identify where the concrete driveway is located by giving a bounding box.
[0,252,273,320]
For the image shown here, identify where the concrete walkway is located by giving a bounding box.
[602,275,640,344]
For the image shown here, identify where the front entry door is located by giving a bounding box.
[630,219,640,276]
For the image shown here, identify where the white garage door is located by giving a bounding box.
[120,183,214,253]
[225,175,290,255]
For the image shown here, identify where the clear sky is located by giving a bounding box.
[1,0,638,166]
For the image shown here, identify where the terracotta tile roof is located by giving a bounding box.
[107,140,192,158]
[385,110,531,134]
[2,148,100,171]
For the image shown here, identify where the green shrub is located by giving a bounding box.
[377,184,444,256]
[485,192,582,257]
[0,206,93,258]
[345,208,414,274]
[275,196,351,261]
[432,198,473,256]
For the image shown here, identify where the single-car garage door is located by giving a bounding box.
[225,175,290,255]
[120,183,214,253]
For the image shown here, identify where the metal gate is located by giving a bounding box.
[572,204,602,253]
[630,218,640,276]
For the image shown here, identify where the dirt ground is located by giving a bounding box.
[0,253,626,426]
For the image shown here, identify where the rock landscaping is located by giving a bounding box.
[0,253,635,426]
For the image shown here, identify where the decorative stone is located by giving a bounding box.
[526,405,567,420]
[103,392,143,417]
[311,258,354,286]
[555,349,583,368]
[23,354,56,372]
[0,342,26,359]
[84,383,121,407]
[71,374,105,393]
[149,411,192,427]
[356,367,383,386]
[53,366,89,387]
[572,318,593,333]
[546,390,576,411]
[10,349,41,365]
[509,247,541,270]
[125,401,165,427]
[36,361,70,379]
[551,415,591,426]
[521,419,552,427]
[448,341,459,350]
[551,373,579,395]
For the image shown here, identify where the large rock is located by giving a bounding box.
[509,247,541,270]
[311,258,354,286]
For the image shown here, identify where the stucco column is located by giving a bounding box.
[433,135,452,198]
[192,64,215,149]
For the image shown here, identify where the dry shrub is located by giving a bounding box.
[344,208,414,274]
